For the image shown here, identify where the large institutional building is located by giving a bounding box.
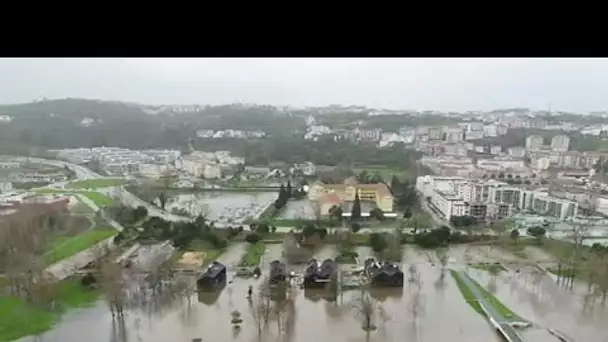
[308,182,394,216]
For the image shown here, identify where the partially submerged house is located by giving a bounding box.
[197,261,227,290]
[364,258,404,287]
[303,258,337,289]
[269,260,288,285]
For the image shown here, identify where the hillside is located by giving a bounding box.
[0,99,306,154]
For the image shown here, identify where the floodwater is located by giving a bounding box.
[165,192,276,224]
[468,264,608,342]
[279,200,317,220]
[19,243,520,342]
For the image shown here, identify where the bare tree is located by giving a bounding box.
[435,247,448,277]
[249,283,273,339]
[99,257,127,318]
[349,288,379,333]
[0,204,57,301]
[568,220,590,290]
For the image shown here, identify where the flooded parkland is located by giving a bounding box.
[17,243,608,342]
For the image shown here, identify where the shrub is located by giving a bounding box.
[245,232,261,244]
[81,272,97,288]
[351,222,361,233]
[369,233,389,252]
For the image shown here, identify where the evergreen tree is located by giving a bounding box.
[286,180,293,198]
[390,175,401,193]
[351,193,362,220]
[279,184,286,201]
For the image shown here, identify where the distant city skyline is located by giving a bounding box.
[2,58,608,113]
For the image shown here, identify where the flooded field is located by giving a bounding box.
[21,240,608,342]
[20,243,508,342]
[279,200,318,220]
[164,191,277,224]
[467,261,608,342]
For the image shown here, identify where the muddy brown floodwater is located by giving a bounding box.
[20,243,508,342]
[468,263,608,342]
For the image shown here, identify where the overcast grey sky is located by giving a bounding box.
[1,58,607,112]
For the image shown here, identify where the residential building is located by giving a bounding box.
[507,146,526,158]
[0,182,12,193]
[483,124,498,137]
[531,156,551,170]
[490,145,502,155]
[196,129,214,138]
[551,134,571,152]
[442,144,468,157]
[464,130,484,140]
[428,127,443,140]
[138,163,172,179]
[443,127,464,142]
[308,182,394,213]
[525,135,544,150]
[527,191,578,219]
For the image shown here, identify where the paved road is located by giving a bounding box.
[453,269,527,342]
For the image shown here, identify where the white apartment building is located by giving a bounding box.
[138,163,172,179]
[525,135,544,150]
[507,146,526,158]
[551,134,571,152]
[531,156,551,170]
[443,127,464,142]
[417,175,578,221]
[465,130,484,140]
[527,191,578,219]
[0,182,12,193]
[443,144,468,157]
[490,145,502,155]
[483,124,498,137]
[196,129,215,138]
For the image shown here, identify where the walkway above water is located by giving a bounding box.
[453,269,528,342]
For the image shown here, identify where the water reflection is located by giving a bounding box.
[20,245,508,342]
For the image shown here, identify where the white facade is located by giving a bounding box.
[490,145,502,155]
[525,135,544,150]
[483,124,498,137]
[551,134,571,152]
[0,182,12,193]
[507,146,526,158]
[531,157,551,170]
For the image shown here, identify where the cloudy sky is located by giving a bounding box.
[1,58,607,112]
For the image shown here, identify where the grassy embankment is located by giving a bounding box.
[66,178,126,189]
[450,269,522,320]
[0,277,100,342]
[43,228,117,265]
[32,188,114,208]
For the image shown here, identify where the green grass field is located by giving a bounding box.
[80,192,113,207]
[0,278,100,342]
[66,178,125,189]
[32,189,114,208]
[239,243,266,267]
[43,228,117,265]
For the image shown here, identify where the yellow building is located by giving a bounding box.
[308,182,394,213]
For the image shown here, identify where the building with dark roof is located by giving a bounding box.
[269,260,288,285]
[364,258,404,287]
[303,258,337,289]
[197,261,227,290]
